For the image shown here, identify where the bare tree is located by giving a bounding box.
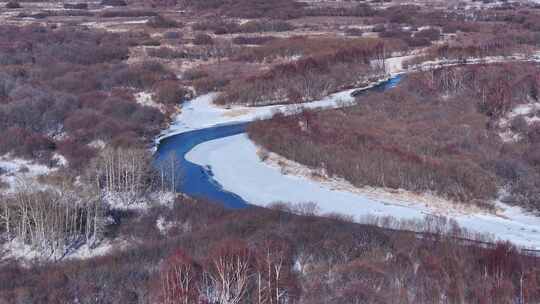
[157,151,181,193]
[92,147,156,204]
[161,249,200,304]
[206,239,252,304]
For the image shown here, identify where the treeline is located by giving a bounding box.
[248,63,540,210]
[1,198,539,303]
[0,25,188,170]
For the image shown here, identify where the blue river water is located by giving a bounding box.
[154,75,402,208]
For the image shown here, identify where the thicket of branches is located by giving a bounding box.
[249,63,540,210]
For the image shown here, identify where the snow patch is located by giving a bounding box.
[104,191,176,210]
[156,216,192,235]
[53,153,68,167]
[1,238,125,264]
[135,91,166,112]
[498,101,540,142]
[0,155,54,192]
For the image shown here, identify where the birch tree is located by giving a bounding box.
[254,239,294,304]
[206,239,252,304]
[0,182,105,258]
[92,147,156,203]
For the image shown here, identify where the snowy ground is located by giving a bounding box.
[104,190,176,210]
[0,155,54,193]
[135,91,164,112]
[186,134,540,249]
[1,238,126,265]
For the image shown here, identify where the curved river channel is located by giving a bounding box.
[154,75,402,209]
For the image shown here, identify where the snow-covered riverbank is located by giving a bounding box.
[186,133,540,249]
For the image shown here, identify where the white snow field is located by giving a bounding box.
[187,133,540,249]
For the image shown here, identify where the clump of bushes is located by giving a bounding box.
[415,28,441,41]
[344,28,364,37]
[0,25,170,168]
[192,19,294,35]
[185,0,305,19]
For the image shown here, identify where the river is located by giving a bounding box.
[154,75,402,208]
